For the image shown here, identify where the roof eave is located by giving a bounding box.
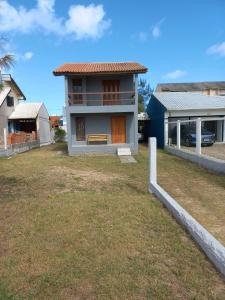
[10,77,26,100]
[53,70,148,76]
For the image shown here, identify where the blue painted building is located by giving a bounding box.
[147,92,225,148]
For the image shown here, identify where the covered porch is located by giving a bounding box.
[69,112,137,154]
[8,118,38,144]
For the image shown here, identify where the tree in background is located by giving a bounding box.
[138,79,153,113]
[0,36,15,91]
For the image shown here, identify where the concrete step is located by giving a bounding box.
[117,147,131,156]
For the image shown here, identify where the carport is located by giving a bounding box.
[147,92,225,147]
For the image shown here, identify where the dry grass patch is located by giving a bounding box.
[0,143,224,299]
[157,148,225,245]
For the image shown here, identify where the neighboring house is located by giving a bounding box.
[53,62,147,155]
[155,81,225,96]
[8,102,51,146]
[49,115,63,128]
[0,74,26,145]
[0,74,51,147]
[147,92,225,148]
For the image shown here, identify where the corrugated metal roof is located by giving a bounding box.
[155,81,225,92]
[153,92,225,111]
[9,102,43,119]
[53,62,148,75]
[0,87,11,107]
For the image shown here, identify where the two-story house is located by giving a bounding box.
[0,74,26,144]
[53,62,147,155]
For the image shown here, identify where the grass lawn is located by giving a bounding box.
[158,148,225,246]
[0,143,225,299]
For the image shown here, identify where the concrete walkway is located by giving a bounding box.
[119,155,137,163]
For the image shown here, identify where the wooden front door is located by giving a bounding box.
[103,80,120,105]
[111,116,126,143]
[76,117,85,141]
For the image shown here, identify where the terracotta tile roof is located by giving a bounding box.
[53,62,148,76]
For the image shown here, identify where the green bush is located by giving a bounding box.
[54,127,66,142]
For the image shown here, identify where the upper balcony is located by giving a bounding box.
[66,73,138,113]
[68,91,135,106]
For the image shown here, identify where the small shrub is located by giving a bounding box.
[54,127,66,142]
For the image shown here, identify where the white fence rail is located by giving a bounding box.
[149,137,225,277]
[165,116,225,155]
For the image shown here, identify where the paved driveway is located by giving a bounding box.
[202,143,225,161]
[179,143,225,161]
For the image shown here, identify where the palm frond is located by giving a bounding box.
[0,54,15,70]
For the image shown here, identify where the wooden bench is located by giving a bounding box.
[87,134,108,145]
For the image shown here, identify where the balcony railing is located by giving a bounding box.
[68,91,135,106]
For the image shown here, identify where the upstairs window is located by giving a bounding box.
[71,79,83,104]
[6,95,14,107]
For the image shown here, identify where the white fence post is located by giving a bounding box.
[177,120,181,150]
[149,137,157,192]
[164,120,168,146]
[223,120,225,143]
[196,118,201,155]
[3,128,7,150]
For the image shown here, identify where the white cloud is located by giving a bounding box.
[163,70,188,80]
[152,26,160,38]
[37,0,54,13]
[206,41,225,57]
[0,0,62,34]
[152,18,165,39]
[65,4,111,40]
[23,51,33,60]
[0,0,111,39]
[12,51,34,61]
[138,31,148,42]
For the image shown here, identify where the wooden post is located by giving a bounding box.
[149,137,157,192]
[177,120,181,150]
[3,128,7,150]
[196,118,201,155]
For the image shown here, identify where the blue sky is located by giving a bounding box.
[0,0,225,115]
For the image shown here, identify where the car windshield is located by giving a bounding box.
[182,124,213,135]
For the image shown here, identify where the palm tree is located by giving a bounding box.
[0,35,15,91]
[0,54,15,70]
[0,54,15,91]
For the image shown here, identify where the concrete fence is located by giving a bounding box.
[149,137,225,277]
[165,117,225,153]
[165,117,225,174]
[10,140,40,154]
[0,129,40,157]
[166,146,225,174]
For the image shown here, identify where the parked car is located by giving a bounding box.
[171,124,216,146]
